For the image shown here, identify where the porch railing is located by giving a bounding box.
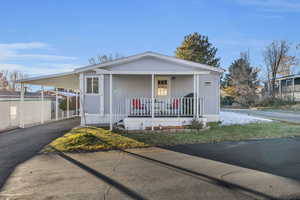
[126,97,204,117]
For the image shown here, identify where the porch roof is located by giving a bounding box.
[18,71,79,90]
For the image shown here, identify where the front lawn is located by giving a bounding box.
[45,122,300,152]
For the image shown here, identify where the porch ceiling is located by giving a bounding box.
[19,72,79,90]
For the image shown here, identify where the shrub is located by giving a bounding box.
[190,119,204,130]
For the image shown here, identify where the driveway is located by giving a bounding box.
[223,108,300,123]
[0,118,79,189]
[1,147,300,200]
[165,137,300,181]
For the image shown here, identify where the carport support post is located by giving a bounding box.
[19,83,25,128]
[75,91,78,116]
[292,78,295,102]
[41,86,44,124]
[55,88,59,120]
[109,74,113,131]
[67,89,70,119]
[151,74,154,131]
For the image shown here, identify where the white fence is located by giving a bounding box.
[0,97,78,132]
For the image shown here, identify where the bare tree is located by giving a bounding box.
[88,53,122,65]
[263,41,298,98]
[0,70,27,91]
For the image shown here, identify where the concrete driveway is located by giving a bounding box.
[0,118,79,190]
[223,108,300,123]
[1,147,300,200]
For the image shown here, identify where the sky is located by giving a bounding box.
[0,0,300,77]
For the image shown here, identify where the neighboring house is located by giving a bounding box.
[276,74,300,102]
[19,52,224,130]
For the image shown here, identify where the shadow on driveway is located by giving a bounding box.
[162,137,300,182]
[0,119,79,190]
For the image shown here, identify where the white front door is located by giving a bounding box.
[155,76,171,98]
[84,75,104,115]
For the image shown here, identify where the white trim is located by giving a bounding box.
[155,76,171,98]
[94,70,210,75]
[75,52,224,73]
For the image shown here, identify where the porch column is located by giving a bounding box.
[41,86,44,124]
[196,74,199,119]
[19,83,25,128]
[79,73,85,126]
[109,74,113,130]
[55,88,59,120]
[151,74,154,131]
[75,91,78,116]
[193,73,197,118]
[67,89,70,119]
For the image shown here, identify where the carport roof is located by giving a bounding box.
[19,71,79,90]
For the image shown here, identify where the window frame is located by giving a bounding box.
[85,75,101,95]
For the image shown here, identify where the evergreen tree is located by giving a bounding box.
[175,32,220,67]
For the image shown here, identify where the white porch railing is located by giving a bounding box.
[125,97,204,117]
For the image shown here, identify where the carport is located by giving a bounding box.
[18,71,81,128]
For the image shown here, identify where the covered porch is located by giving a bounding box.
[89,70,208,130]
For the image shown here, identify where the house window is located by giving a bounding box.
[86,77,99,94]
[157,78,170,96]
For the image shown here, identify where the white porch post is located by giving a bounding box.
[19,83,25,128]
[41,86,44,124]
[151,74,154,131]
[109,74,113,130]
[75,91,78,116]
[67,89,70,119]
[196,74,199,119]
[193,73,197,118]
[79,73,85,126]
[55,88,59,120]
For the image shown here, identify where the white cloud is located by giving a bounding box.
[0,42,76,61]
[236,0,300,12]
[0,63,81,76]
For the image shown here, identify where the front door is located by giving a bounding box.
[155,76,171,98]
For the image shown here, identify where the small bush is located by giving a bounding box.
[190,119,204,130]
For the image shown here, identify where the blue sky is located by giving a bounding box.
[0,0,299,76]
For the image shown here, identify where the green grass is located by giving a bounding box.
[121,122,300,146]
[44,122,300,152]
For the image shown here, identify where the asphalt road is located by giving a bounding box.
[223,108,300,123]
[164,136,300,181]
[0,119,79,189]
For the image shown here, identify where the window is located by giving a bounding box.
[86,77,99,94]
[157,78,169,96]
